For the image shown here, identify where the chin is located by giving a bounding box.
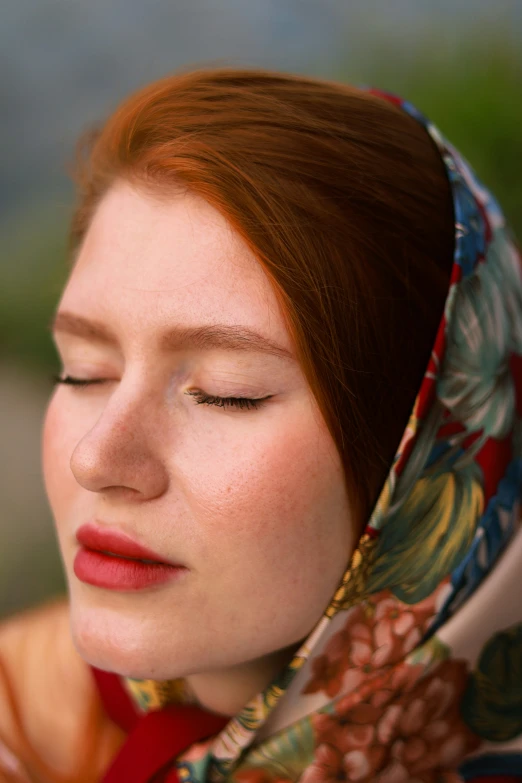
[67,587,185,680]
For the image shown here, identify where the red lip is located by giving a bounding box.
[74,522,187,591]
[76,522,180,566]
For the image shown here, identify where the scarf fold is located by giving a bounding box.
[92,88,522,783]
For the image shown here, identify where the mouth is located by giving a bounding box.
[74,523,188,591]
[99,550,161,565]
[75,521,182,567]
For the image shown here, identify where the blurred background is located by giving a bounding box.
[1,0,521,620]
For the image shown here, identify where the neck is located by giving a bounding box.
[184,643,301,717]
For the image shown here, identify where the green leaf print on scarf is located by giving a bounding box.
[363,459,484,604]
[232,719,316,783]
[438,227,522,451]
[461,623,522,742]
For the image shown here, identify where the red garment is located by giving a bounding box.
[90,666,229,783]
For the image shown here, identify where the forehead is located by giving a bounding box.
[61,181,290,346]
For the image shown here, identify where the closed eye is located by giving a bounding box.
[185,389,271,411]
[51,375,271,411]
[51,374,105,388]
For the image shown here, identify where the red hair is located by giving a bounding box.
[69,68,454,530]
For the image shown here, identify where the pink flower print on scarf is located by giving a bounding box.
[303,583,448,700]
[302,660,481,783]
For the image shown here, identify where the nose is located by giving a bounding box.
[70,385,169,500]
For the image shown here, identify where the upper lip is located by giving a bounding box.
[76,522,182,566]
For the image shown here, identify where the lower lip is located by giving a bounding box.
[73,548,187,590]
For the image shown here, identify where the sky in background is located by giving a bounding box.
[1,0,521,226]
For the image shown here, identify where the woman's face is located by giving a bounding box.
[42,180,355,713]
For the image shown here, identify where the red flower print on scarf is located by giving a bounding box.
[234,770,292,783]
[301,660,480,783]
[304,585,446,699]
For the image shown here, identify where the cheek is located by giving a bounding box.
[174,403,354,644]
[42,394,78,521]
[180,402,351,566]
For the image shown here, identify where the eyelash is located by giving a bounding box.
[50,374,269,411]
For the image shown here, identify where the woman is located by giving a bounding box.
[0,68,520,783]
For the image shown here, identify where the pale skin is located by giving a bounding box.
[42,180,355,718]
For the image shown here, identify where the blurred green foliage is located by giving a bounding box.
[0,524,66,619]
[0,206,69,375]
[340,34,521,239]
[1,38,520,376]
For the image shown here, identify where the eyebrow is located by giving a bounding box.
[48,311,294,361]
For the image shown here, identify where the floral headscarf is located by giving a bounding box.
[116,90,522,783]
